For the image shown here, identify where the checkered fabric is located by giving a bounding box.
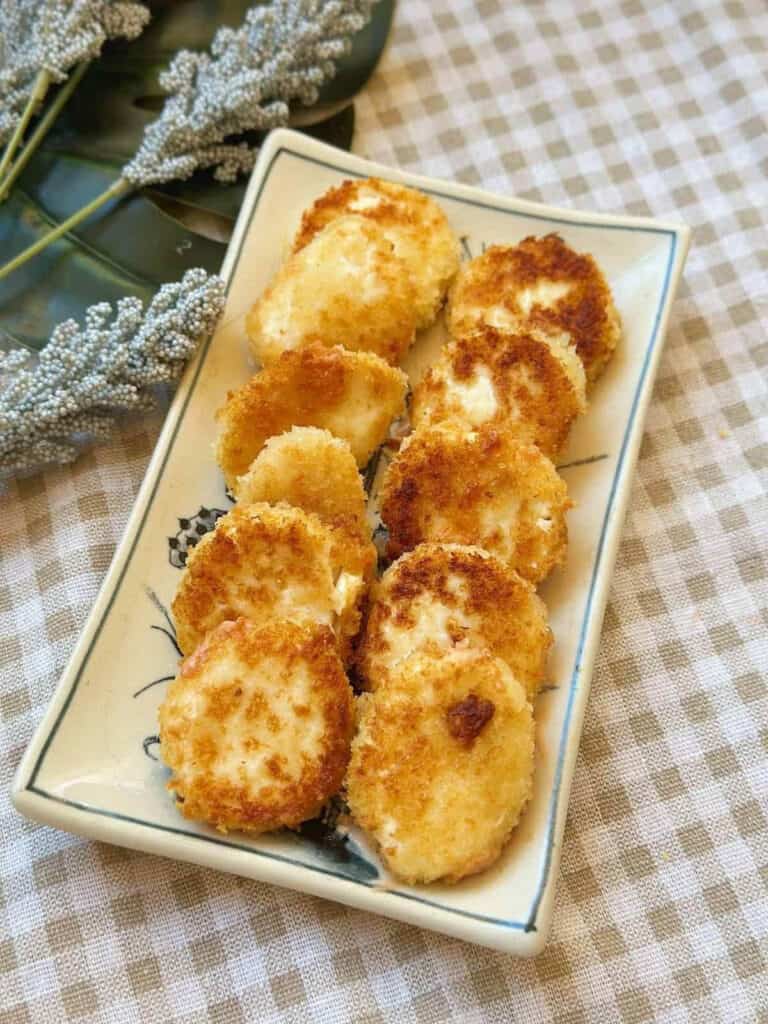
[1,1,766,1020]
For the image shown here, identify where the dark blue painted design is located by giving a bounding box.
[294,797,379,883]
[133,675,174,700]
[142,735,161,761]
[168,506,227,568]
[556,453,609,471]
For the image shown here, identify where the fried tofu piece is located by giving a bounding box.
[159,617,353,834]
[411,324,586,457]
[294,178,460,329]
[171,503,375,660]
[246,214,418,367]
[381,423,570,584]
[215,342,408,489]
[448,235,621,384]
[356,543,551,699]
[234,427,369,545]
[346,648,534,884]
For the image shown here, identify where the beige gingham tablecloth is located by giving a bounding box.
[1,1,766,1020]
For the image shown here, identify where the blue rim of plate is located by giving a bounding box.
[21,140,679,936]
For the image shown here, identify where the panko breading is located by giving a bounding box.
[246,214,418,367]
[346,648,535,884]
[411,324,586,457]
[171,503,375,660]
[448,235,621,384]
[356,544,551,699]
[294,178,460,329]
[381,423,570,584]
[215,342,408,488]
[159,618,353,833]
[234,427,369,545]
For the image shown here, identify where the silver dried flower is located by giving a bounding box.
[124,0,378,186]
[0,0,43,143]
[0,0,149,144]
[37,1,149,82]
[0,268,225,477]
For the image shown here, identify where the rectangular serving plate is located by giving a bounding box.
[12,128,689,955]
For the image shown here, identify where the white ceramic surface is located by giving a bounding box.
[12,128,690,955]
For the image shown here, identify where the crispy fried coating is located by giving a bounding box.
[381,423,570,584]
[159,618,353,834]
[246,214,418,367]
[234,427,369,545]
[356,543,551,699]
[215,342,408,488]
[346,648,535,884]
[411,324,586,457]
[448,235,621,384]
[171,503,375,660]
[294,178,460,329]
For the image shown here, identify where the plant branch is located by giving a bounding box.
[0,267,225,478]
[0,69,51,184]
[0,177,132,282]
[0,0,377,283]
[0,63,89,203]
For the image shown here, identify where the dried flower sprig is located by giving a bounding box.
[0,0,47,148]
[0,268,224,477]
[0,0,149,188]
[0,0,378,281]
[124,0,377,186]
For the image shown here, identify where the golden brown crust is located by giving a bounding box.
[448,235,621,384]
[356,543,551,698]
[247,214,418,366]
[411,323,587,457]
[294,178,460,329]
[293,178,413,250]
[159,618,353,833]
[380,423,570,584]
[171,502,375,660]
[215,342,408,487]
[234,427,370,545]
[345,648,535,884]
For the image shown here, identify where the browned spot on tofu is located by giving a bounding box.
[446,694,495,746]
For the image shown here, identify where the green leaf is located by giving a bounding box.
[0,1,391,351]
[0,154,224,353]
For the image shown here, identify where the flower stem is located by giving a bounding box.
[0,69,52,185]
[0,178,132,283]
[0,63,89,203]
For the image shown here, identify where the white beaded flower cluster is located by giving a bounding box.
[0,0,149,144]
[0,0,39,142]
[0,268,225,477]
[124,0,378,186]
[36,0,149,82]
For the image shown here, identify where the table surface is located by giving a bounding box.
[1,1,766,1021]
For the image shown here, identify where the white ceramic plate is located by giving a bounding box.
[12,128,690,955]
